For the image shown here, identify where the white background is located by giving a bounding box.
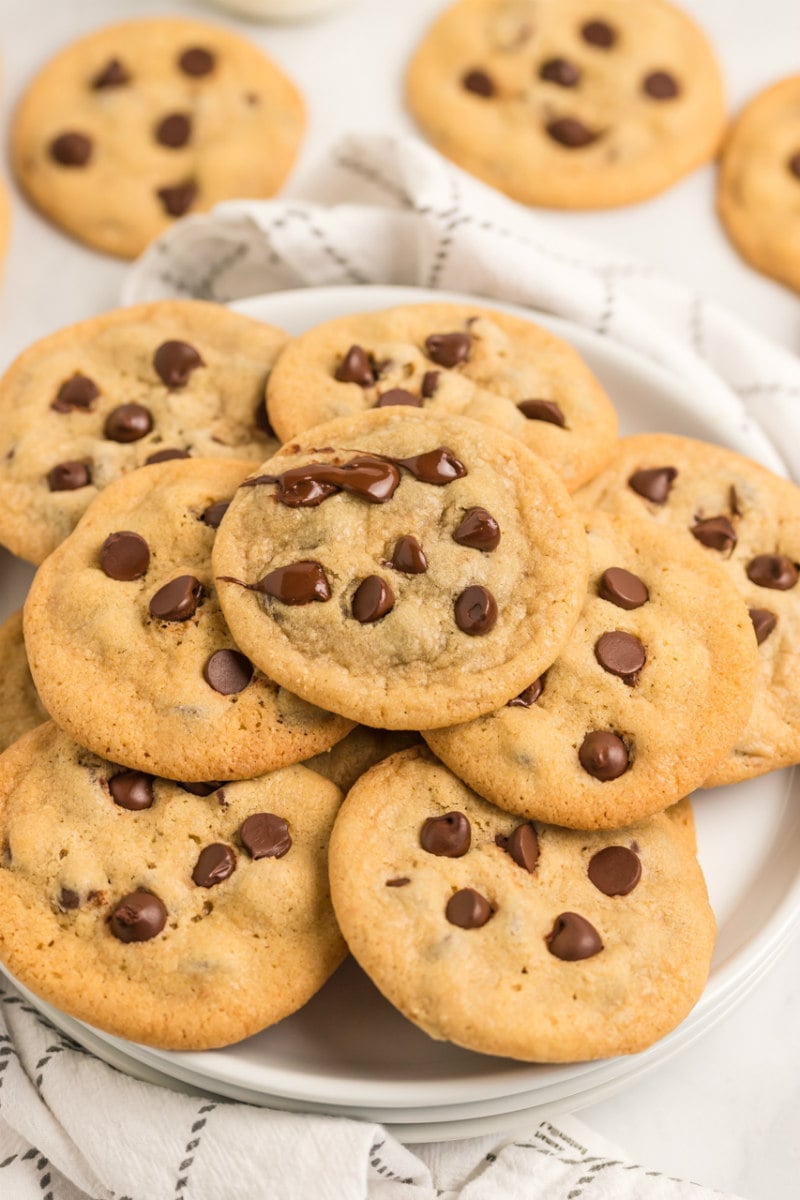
[0,1,798,1197]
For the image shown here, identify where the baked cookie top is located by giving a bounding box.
[23,458,352,782]
[266,303,617,491]
[329,746,715,1063]
[406,0,725,208]
[0,611,49,755]
[576,434,800,786]
[0,301,286,564]
[213,409,589,729]
[12,16,305,258]
[0,723,345,1049]
[426,512,759,827]
[718,76,800,295]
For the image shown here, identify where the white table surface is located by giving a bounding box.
[0,1,798,1196]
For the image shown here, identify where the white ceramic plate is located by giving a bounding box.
[3,285,799,1137]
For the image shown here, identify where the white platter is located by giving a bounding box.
[3,284,799,1139]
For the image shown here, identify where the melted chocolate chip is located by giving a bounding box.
[546,118,599,148]
[375,389,422,408]
[352,575,394,623]
[421,370,440,398]
[179,47,216,76]
[453,507,501,551]
[58,887,81,911]
[156,113,192,148]
[420,811,471,857]
[395,447,467,484]
[788,152,800,180]
[581,19,616,47]
[540,58,581,87]
[588,845,641,895]
[177,781,225,796]
[749,608,777,645]
[145,448,190,465]
[579,731,629,780]
[204,649,254,694]
[691,516,737,553]
[109,890,167,942]
[92,58,130,89]
[594,631,646,685]
[643,70,679,100]
[104,403,153,443]
[386,877,410,887]
[425,332,471,368]
[390,535,428,574]
[202,500,230,528]
[241,560,332,605]
[240,812,291,859]
[47,461,91,491]
[501,823,539,873]
[598,567,649,610]
[628,466,677,503]
[268,456,401,506]
[100,531,150,581]
[508,678,543,707]
[157,181,197,216]
[52,374,99,412]
[149,575,204,621]
[50,132,92,166]
[446,888,493,929]
[109,771,154,811]
[546,911,603,960]
[518,398,566,426]
[154,340,204,388]
[455,585,497,635]
[462,69,495,97]
[746,554,798,590]
[335,345,375,386]
[192,843,236,888]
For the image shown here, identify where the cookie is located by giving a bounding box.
[24,459,352,782]
[304,727,421,795]
[0,300,286,564]
[329,746,715,1062]
[718,76,800,294]
[406,0,725,209]
[213,408,590,729]
[425,512,759,828]
[576,434,800,786]
[0,611,48,755]
[0,722,345,1049]
[12,17,304,258]
[266,303,617,491]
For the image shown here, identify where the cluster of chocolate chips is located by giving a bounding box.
[49,46,221,217]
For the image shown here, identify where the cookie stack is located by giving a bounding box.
[0,298,796,1065]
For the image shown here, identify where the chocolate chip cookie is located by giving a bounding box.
[577,434,800,785]
[329,746,715,1062]
[0,301,286,564]
[0,611,48,755]
[425,512,759,827]
[24,459,352,782]
[213,408,589,730]
[265,303,617,491]
[406,0,725,208]
[0,722,345,1049]
[12,16,305,257]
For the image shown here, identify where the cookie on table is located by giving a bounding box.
[406,0,725,209]
[0,301,286,564]
[213,408,590,730]
[0,723,345,1049]
[0,611,48,755]
[329,747,715,1062]
[304,727,421,795]
[425,512,759,828]
[718,76,800,294]
[576,434,800,786]
[12,17,304,258]
[266,303,617,492]
[24,459,352,782]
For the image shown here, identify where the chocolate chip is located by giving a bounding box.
[507,677,543,707]
[546,912,603,960]
[50,132,92,166]
[588,845,641,895]
[390,535,428,574]
[109,771,155,811]
[156,113,192,148]
[420,811,471,857]
[177,781,225,796]
[746,554,799,590]
[149,575,204,621]
[153,340,204,388]
[749,608,777,644]
[145,448,190,465]
[579,731,629,780]
[100,531,150,581]
[335,345,375,386]
[92,58,130,89]
[109,890,167,942]
[691,516,737,553]
[581,19,616,47]
[455,585,498,635]
[240,812,291,859]
[628,466,677,503]
[104,403,153,443]
[545,118,600,148]
[425,332,471,368]
[202,500,230,528]
[502,823,539,873]
[453,507,501,551]
[594,631,646,685]
[598,567,649,610]
[421,370,441,398]
[58,888,80,911]
[204,649,254,694]
[518,398,566,426]
[643,70,679,100]
[47,461,91,491]
[788,152,800,180]
[192,843,236,888]
[157,181,197,217]
[375,388,422,408]
[352,575,394,623]
[539,58,581,87]
[386,877,410,887]
[51,374,99,412]
[395,447,467,484]
[446,888,493,929]
[253,560,332,605]
[462,69,495,97]
[179,47,216,76]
